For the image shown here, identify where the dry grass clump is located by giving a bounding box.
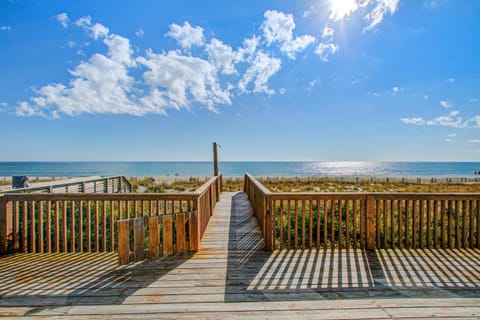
[129,177,204,193]
[261,177,480,193]
[222,177,244,192]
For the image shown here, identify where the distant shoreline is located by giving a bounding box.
[1,161,480,177]
[2,174,480,183]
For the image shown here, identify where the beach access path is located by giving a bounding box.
[1,192,479,319]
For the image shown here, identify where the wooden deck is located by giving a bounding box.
[1,192,480,319]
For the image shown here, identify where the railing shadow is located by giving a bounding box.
[225,193,480,302]
[0,251,192,314]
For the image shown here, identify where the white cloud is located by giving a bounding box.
[392,86,399,93]
[104,34,135,66]
[57,13,69,28]
[135,28,144,38]
[426,111,463,128]
[90,23,110,40]
[465,116,480,128]
[32,36,139,116]
[469,98,479,103]
[440,100,453,108]
[315,42,339,61]
[238,36,260,61]
[166,22,205,50]
[16,101,41,117]
[445,138,453,143]
[468,139,480,143]
[401,111,480,129]
[0,25,11,31]
[448,77,455,83]
[363,0,400,32]
[74,16,109,40]
[325,1,400,32]
[15,12,320,118]
[67,41,75,48]
[448,133,457,137]
[91,23,109,40]
[262,10,315,59]
[424,94,429,100]
[138,50,231,112]
[322,25,335,39]
[238,51,281,94]
[75,16,92,27]
[401,117,426,125]
[206,39,241,75]
[15,20,146,117]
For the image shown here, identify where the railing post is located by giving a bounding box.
[0,197,13,255]
[215,176,220,202]
[192,198,202,249]
[366,196,376,250]
[265,195,274,251]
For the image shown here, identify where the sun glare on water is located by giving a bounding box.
[329,0,359,21]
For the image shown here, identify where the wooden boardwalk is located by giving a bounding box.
[1,192,480,319]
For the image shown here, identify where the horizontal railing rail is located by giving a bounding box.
[0,175,223,257]
[1,175,132,194]
[244,173,272,249]
[244,173,480,251]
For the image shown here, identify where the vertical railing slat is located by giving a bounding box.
[86,200,91,252]
[78,200,83,252]
[30,201,36,253]
[46,201,51,253]
[71,200,75,253]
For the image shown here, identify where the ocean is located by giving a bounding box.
[0,162,479,177]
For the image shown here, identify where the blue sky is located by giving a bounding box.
[0,0,479,161]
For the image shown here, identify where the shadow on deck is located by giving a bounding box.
[225,193,480,301]
[0,192,479,317]
[0,251,192,313]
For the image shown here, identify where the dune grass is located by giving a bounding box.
[261,177,480,193]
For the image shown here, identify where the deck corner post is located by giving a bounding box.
[243,174,248,194]
[366,195,376,250]
[265,195,274,251]
[0,197,13,255]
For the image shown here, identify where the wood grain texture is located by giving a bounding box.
[1,192,480,319]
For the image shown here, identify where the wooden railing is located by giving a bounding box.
[244,173,272,249]
[0,175,222,257]
[1,176,132,194]
[244,173,480,251]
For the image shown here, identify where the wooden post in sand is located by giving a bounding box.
[213,142,219,177]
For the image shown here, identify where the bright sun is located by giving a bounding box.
[329,0,359,21]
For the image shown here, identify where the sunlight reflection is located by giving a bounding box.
[296,161,387,176]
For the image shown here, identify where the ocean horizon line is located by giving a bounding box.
[1,161,480,177]
[2,160,480,163]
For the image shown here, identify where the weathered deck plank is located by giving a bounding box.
[0,192,479,319]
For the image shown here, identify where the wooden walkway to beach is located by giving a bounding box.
[1,192,480,318]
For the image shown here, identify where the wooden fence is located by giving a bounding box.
[0,175,222,258]
[1,176,132,194]
[244,173,480,251]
